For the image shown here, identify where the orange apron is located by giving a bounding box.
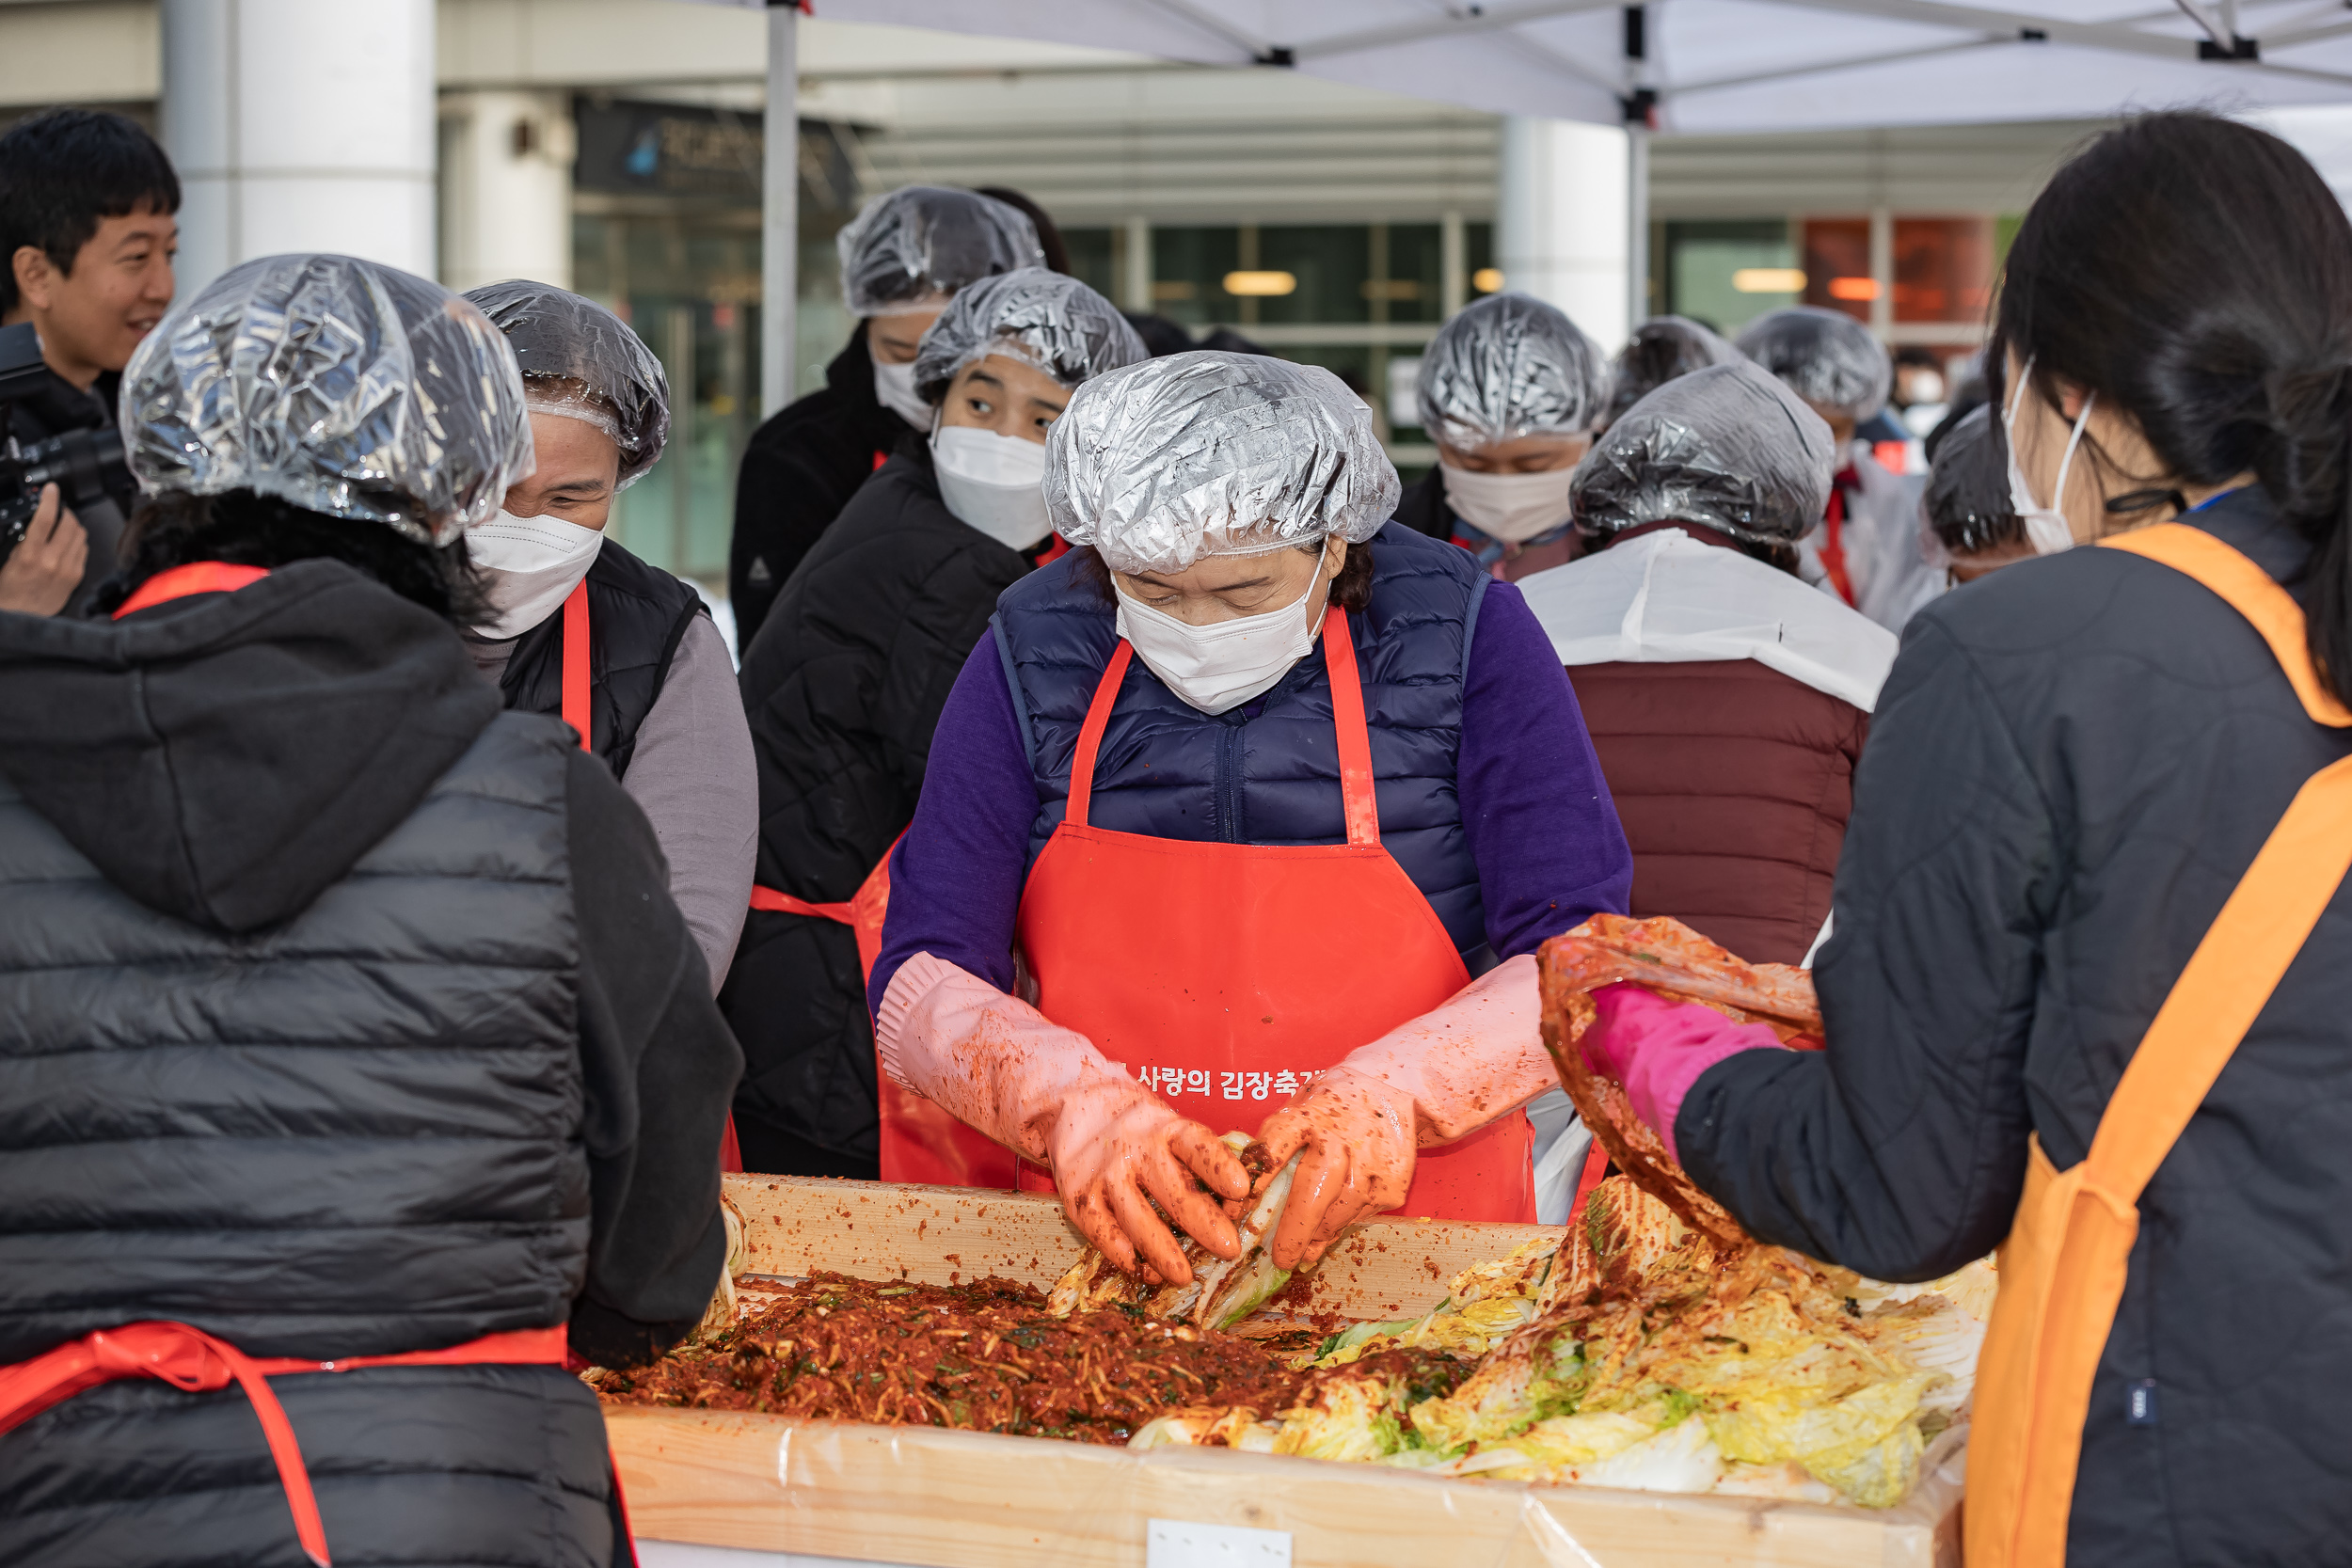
[1966,523,2352,1567]
[1002,605,1534,1220]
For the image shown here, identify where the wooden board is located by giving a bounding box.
[612,1175,1963,1568]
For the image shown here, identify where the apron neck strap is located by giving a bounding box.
[1067,605,1376,846]
[561,580,593,752]
[2081,522,2352,1201]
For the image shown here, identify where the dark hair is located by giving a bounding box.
[1593,519,1799,576]
[0,108,181,317]
[1123,312,1196,357]
[973,187,1070,276]
[1065,540,1375,614]
[1992,111,2352,694]
[97,490,489,626]
[1923,405,2022,554]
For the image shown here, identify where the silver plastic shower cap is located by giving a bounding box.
[1570,360,1836,546]
[121,253,533,546]
[1733,306,1891,423]
[465,280,669,488]
[912,267,1147,404]
[1413,291,1608,451]
[1047,351,1399,576]
[1605,316,1742,427]
[837,185,1044,317]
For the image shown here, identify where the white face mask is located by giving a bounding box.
[872,357,931,429]
[1439,461,1575,543]
[931,424,1055,551]
[1115,553,1330,716]
[467,509,605,640]
[2003,356,2094,556]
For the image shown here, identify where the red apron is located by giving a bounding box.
[0,1322,596,1568]
[1004,606,1535,1221]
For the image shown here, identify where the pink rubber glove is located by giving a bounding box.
[1251,954,1559,1270]
[875,952,1249,1281]
[1580,982,1785,1163]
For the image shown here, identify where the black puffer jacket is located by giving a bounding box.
[0,561,740,1568]
[1679,488,2352,1568]
[727,324,913,648]
[724,441,1041,1173]
[501,535,707,780]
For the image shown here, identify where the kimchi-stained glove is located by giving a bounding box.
[1249,954,1558,1270]
[875,951,1248,1281]
[1579,982,1785,1163]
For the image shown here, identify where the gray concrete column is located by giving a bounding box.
[161,0,437,300]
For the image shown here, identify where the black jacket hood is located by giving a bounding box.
[0,559,500,933]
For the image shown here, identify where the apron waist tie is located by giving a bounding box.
[0,1320,569,1568]
[749,885,853,922]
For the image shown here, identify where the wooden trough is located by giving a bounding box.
[607,1174,1964,1568]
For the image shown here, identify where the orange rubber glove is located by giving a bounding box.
[875,951,1249,1281]
[1250,953,1555,1269]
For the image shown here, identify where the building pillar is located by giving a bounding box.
[161,0,437,301]
[1121,214,1153,314]
[761,3,799,418]
[1497,115,1630,350]
[437,90,573,294]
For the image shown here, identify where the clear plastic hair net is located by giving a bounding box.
[1571,360,1836,546]
[466,280,669,488]
[912,267,1147,404]
[1923,404,2023,553]
[1413,292,1608,451]
[122,253,533,546]
[837,185,1044,317]
[1606,316,1742,427]
[1047,351,1399,576]
[1733,306,1892,423]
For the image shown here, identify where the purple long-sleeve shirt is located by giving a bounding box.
[869,579,1631,1013]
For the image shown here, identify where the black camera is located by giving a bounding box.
[0,320,130,567]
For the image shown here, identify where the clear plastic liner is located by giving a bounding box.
[837,185,1044,317]
[1733,306,1892,423]
[910,267,1147,404]
[465,280,670,488]
[122,253,534,546]
[1604,317,1742,428]
[1571,361,1836,547]
[1047,351,1398,576]
[613,1409,1962,1566]
[1415,293,1609,451]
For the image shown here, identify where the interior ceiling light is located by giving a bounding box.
[1471,267,1503,293]
[1827,276,1882,301]
[1222,270,1297,296]
[1732,267,1806,293]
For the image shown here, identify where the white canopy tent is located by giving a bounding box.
[729,0,2352,411]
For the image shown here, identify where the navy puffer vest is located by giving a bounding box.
[991,522,1491,956]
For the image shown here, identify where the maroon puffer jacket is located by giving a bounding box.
[1565,658,1867,965]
